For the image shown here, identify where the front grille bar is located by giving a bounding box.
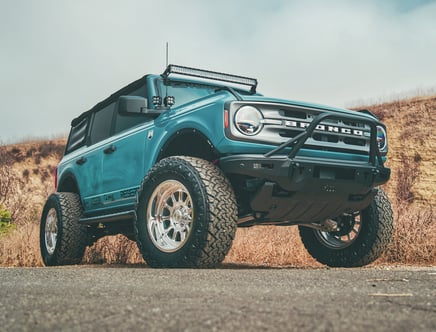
[264,111,384,167]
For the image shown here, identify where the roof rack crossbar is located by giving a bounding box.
[162,64,258,93]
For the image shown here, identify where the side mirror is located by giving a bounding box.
[117,96,164,116]
[117,96,147,115]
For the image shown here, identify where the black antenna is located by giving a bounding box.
[166,42,169,67]
[163,42,175,107]
[165,42,169,100]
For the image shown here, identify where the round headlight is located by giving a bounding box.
[235,106,263,135]
[376,126,387,151]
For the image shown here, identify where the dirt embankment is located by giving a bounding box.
[360,96,436,206]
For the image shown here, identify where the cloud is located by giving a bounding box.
[1,0,435,142]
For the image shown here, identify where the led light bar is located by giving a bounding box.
[162,64,258,93]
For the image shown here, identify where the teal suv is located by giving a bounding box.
[40,65,393,268]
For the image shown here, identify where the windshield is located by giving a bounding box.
[156,79,217,107]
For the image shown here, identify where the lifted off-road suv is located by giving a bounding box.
[40,65,393,268]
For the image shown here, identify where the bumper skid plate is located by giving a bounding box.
[220,155,390,223]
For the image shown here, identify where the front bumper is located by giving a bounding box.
[220,154,390,223]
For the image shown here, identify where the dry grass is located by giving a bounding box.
[0,222,42,267]
[83,235,143,265]
[224,227,321,267]
[380,203,435,264]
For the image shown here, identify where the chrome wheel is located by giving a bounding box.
[314,212,362,250]
[147,180,193,253]
[45,208,58,255]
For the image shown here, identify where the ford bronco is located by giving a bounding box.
[40,65,393,268]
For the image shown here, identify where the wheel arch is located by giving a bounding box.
[57,172,80,195]
[156,128,219,162]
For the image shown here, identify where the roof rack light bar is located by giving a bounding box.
[162,64,258,93]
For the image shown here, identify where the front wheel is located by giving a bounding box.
[299,189,393,267]
[40,192,88,266]
[135,156,237,268]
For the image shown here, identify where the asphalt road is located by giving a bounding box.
[0,266,434,331]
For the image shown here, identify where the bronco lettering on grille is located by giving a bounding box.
[284,120,364,137]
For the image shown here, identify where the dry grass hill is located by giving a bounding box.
[360,95,435,206]
[0,96,435,267]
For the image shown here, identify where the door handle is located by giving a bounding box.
[104,145,117,154]
[76,157,87,165]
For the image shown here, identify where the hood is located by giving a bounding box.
[240,95,375,120]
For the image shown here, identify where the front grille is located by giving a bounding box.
[259,104,372,155]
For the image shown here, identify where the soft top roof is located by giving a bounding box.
[71,75,149,127]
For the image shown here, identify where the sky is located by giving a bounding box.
[1,0,436,143]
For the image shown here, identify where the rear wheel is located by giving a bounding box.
[40,192,87,266]
[299,189,393,267]
[135,156,237,268]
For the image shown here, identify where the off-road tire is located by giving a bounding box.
[135,156,237,268]
[299,189,393,267]
[40,192,87,266]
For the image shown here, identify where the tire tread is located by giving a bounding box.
[135,156,237,268]
[40,192,87,266]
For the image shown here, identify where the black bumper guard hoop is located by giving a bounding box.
[264,111,384,167]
